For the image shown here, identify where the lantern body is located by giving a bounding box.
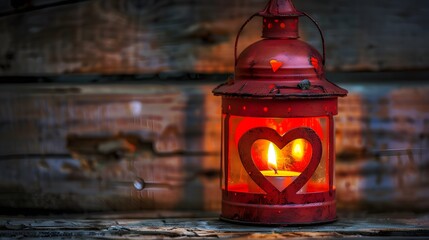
[213,0,347,225]
[220,98,337,225]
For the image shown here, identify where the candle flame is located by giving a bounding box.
[292,139,304,160]
[268,142,278,174]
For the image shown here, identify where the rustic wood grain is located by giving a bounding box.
[0,213,428,239]
[0,0,428,75]
[0,154,221,212]
[0,84,222,212]
[0,84,221,155]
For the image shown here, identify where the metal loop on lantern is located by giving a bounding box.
[299,11,326,65]
[234,13,259,66]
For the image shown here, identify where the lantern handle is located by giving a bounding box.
[300,11,326,65]
[234,13,259,67]
[234,12,326,66]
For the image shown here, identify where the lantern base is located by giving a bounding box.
[220,216,337,226]
[221,199,336,226]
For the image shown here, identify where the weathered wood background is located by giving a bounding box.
[0,0,428,75]
[0,78,428,212]
[0,0,428,214]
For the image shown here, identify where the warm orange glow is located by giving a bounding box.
[267,142,278,173]
[291,139,305,160]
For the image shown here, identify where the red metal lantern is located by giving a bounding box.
[213,0,347,225]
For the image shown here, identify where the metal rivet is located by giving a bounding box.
[133,178,145,191]
[270,85,280,94]
[298,79,311,90]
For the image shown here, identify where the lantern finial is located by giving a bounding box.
[260,0,302,17]
[259,0,303,39]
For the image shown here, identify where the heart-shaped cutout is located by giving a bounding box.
[251,138,312,192]
[270,59,283,73]
[238,127,322,199]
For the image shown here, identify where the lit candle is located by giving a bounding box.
[260,142,301,191]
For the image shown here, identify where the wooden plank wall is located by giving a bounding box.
[0,84,222,212]
[336,83,429,211]
[0,0,428,75]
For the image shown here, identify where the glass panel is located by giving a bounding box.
[221,114,225,190]
[225,115,330,193]
[307,117,329,192]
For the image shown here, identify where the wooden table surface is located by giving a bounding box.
[1,212,428,239]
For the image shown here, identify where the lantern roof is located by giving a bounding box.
[213,38,347,99]
[213,0,348,99]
